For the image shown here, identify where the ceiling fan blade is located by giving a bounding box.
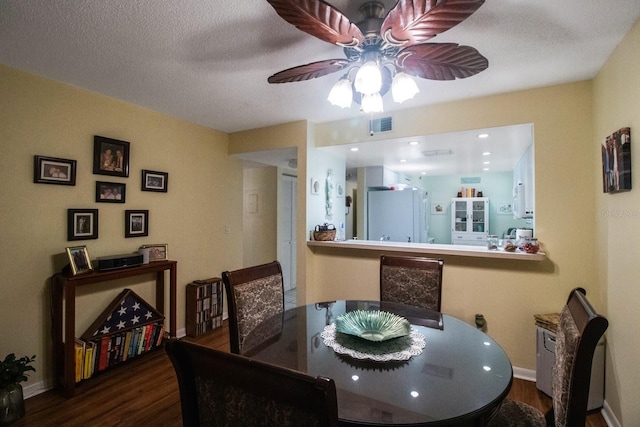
[396,43,488,80]
[268,59,351,83]
[266,0,364,47]
[381,0,485,47]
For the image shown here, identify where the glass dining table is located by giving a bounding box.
[242,300,513,427]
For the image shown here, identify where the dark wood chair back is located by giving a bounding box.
[166,339,339,427]
[380,255,444,312]
[488,287,608,427]
[222,261,284,354]
[551,287,608,426]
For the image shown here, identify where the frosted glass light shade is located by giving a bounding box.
[392,72,419,103]
[327,78,353,108]
[361,92,383,113]
[354,61,382,95]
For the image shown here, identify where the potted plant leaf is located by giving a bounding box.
[0,354,35,424]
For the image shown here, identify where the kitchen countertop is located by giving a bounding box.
[307,239,546,261]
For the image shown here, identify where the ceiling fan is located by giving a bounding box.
[266,0,488,113]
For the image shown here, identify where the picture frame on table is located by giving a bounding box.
[95,181,126,203]
[65,245,93,275]
[125,210,148,238]
[33,155,77,186]
[67,209,99,241]
[140,244,168,261]
[141,169,168,192]
[93,135,130,177]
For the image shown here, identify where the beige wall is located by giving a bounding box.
[0,65,243,395]
[593,18,640,426]
[242,166,278,266]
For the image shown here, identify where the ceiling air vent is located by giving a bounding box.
[369,116,393,135]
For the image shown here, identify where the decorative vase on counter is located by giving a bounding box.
[0,383,25,424]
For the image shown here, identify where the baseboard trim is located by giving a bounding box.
[513,366,536,382]
[601,400,620,427]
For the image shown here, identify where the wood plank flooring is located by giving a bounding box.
[17,320,607,426]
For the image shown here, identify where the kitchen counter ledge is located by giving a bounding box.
[307,239,546,261]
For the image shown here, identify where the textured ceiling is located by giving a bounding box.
[2,0,640,135]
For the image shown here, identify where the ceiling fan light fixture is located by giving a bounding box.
[392,72,419,103]
[361,92,383,113]
[328,77,353,108]
[354,60,382,95]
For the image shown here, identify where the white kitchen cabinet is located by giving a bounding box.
[451,198,489,246]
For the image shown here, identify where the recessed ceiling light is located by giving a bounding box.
[477,133,490,139]
[483,167,490,171]
[350,147,359,152]
[482,151,491,156]
[483,161,490,165]
[421,171,427,175]
[409,141,419,145]
[400,159,407,163]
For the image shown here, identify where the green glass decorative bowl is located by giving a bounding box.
[335,310,411,342]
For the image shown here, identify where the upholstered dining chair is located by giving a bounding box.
[379,255,444,312]
[166,339,339,427]
[489,288,608,427]
[222,261,285,354]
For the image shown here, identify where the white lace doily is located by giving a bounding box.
[321,323,426,362]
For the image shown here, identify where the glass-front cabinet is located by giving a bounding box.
[451,198,489,245]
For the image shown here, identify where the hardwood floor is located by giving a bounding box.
[18,320,607,426]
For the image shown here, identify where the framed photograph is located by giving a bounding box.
[95,181,126,203]
[33,155,77,186]
[125,210,149,238]
[93,135,130,177]
[67,209,99,241]
[141,169,168,192]
[65,245,93,275]
[602,127,631,193]
[141,244,168,261]
[430,202,447,215]
[310,178,320,195]
[497,202,513,215]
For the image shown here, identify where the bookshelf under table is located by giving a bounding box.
[51,260,177,397]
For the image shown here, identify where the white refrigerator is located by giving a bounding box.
[367,189,429,243]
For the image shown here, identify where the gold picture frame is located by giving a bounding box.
[65,245,93,275]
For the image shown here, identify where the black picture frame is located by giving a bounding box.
[65,245,93,275]
[33,155,77,186]
[93,135,130,177]
[141,169,168,192]
[67,209,99,241]
[95,181,126,203]
[125,210,149,238]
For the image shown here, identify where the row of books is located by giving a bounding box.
[74,320,165,382]
[192,315,223,336]
[192,278,220,299]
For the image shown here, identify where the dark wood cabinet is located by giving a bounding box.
[51,260,177,397]
[186,277,223,337]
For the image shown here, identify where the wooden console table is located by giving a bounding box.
[51,260,177,397]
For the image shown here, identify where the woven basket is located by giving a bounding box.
[313,224,336,241]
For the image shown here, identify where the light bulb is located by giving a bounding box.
[354,61,382,95]
[327,77,353,108]
[361,92,383,113]
[392,72,419,103]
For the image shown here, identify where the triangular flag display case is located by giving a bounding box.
[79,289,165,377]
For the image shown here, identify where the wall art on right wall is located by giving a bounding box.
[602,127,631,193]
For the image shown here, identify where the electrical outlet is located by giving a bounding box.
[224,224,231,234]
